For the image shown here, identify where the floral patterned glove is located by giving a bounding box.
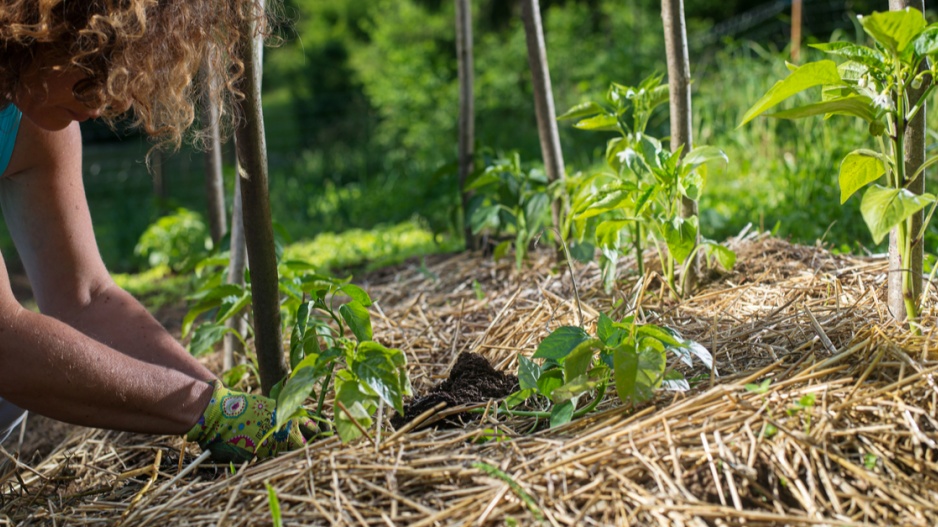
[186,382,316,463]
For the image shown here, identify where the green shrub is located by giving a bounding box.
[134,208,212,273]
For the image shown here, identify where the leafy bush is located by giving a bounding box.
[559,75,734,295]
[507,314,713,428]
[134,208,212,273]
[466,151,554,267]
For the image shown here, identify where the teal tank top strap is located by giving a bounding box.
[0,104,23,175]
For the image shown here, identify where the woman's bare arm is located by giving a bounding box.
[0,117,213,433]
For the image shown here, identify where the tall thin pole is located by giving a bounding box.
[233,0,287,394]
[455,0,476,250]
[791,0,803,62]
[662,0,699,294]
[520,0,566,231]
[200,57,228,247]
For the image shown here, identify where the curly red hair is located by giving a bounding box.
[0,0,268,148]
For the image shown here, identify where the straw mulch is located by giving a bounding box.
[2,232,938,526]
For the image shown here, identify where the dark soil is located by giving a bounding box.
[391,352,519,429]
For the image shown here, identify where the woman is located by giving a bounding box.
[0,0,311,462]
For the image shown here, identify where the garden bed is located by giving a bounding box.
[2,232,937,526]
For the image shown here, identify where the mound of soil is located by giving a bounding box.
[391,352,518,428]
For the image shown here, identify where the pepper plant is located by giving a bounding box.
[505,313,713,428]
[740,8,938,323]
[466,151,552,268]
[558,75,734,296]
[183,250,411,443]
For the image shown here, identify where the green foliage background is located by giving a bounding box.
[0,0,923,274]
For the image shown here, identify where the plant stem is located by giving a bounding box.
[633,224,645,277]
[471,383,607,420]
[315,363,336,431]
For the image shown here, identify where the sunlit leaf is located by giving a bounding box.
[860,185,935,244]
[536,369,564,399]
[557,101,605,121]
[518,356,541,391]
[663,216,698,263]
[340,301,373,342]
[840,150,887,204]
[275,366,319,430]
[352,342,407,413]
[188,322,233,357]
[574,114,619,131]
[739,61,841,126]
[661,370,690,391]
[769,95,877,123]
[533,326,590,361]
[810,42,889,73]
[860,9,925,54]
[563,339,600,382]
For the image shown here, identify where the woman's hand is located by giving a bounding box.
[186,382,317,463]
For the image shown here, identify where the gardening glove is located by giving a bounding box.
[186,382,316,463]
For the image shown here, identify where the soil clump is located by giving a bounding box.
[391,351,518,428]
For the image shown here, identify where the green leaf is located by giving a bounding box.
[574,114,619,131]
[596,220,630,249]
[182,283,244,337]
[769,95,877,123]
[340,301,373,342]
[563,339,600,382]
[597,313,615,344]
[266,483,283,527]
[549,400,575,428]
[352,341,408,413]
[663,216,698,263]
[340,284,372,307]
[533,326,591,361]
[661,370,690,391]
[518,356,541,391]
[840,150,886,204]
[913,26,938,56]
[860,185,935,244]
[677,338,715,371]
[613,339,667,404]
[739,60,841,127]
[334,371,377,443]
[810,42,889,73]
[275,366,319,431]
[216,291,251,325]
[745,378,772,394]
[682,146,728,172]
[704,242,736,271]
[536,369,564,399]
[470,205,501,234]
[860,9,925,54]
[636,325,682,348]
[290,301,313,369]
[505,388,535,409]
[221,364,250,388]
[188,322,233,357]
[557,101,605,121]
[575,188,636,220]
[523,193,550,232]
[551,373,603,402]
[492,240,512,262]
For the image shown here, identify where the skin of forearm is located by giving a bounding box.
[0,303,213,434]
[44,280,216,382]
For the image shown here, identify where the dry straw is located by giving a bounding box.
[2,232,937,526]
